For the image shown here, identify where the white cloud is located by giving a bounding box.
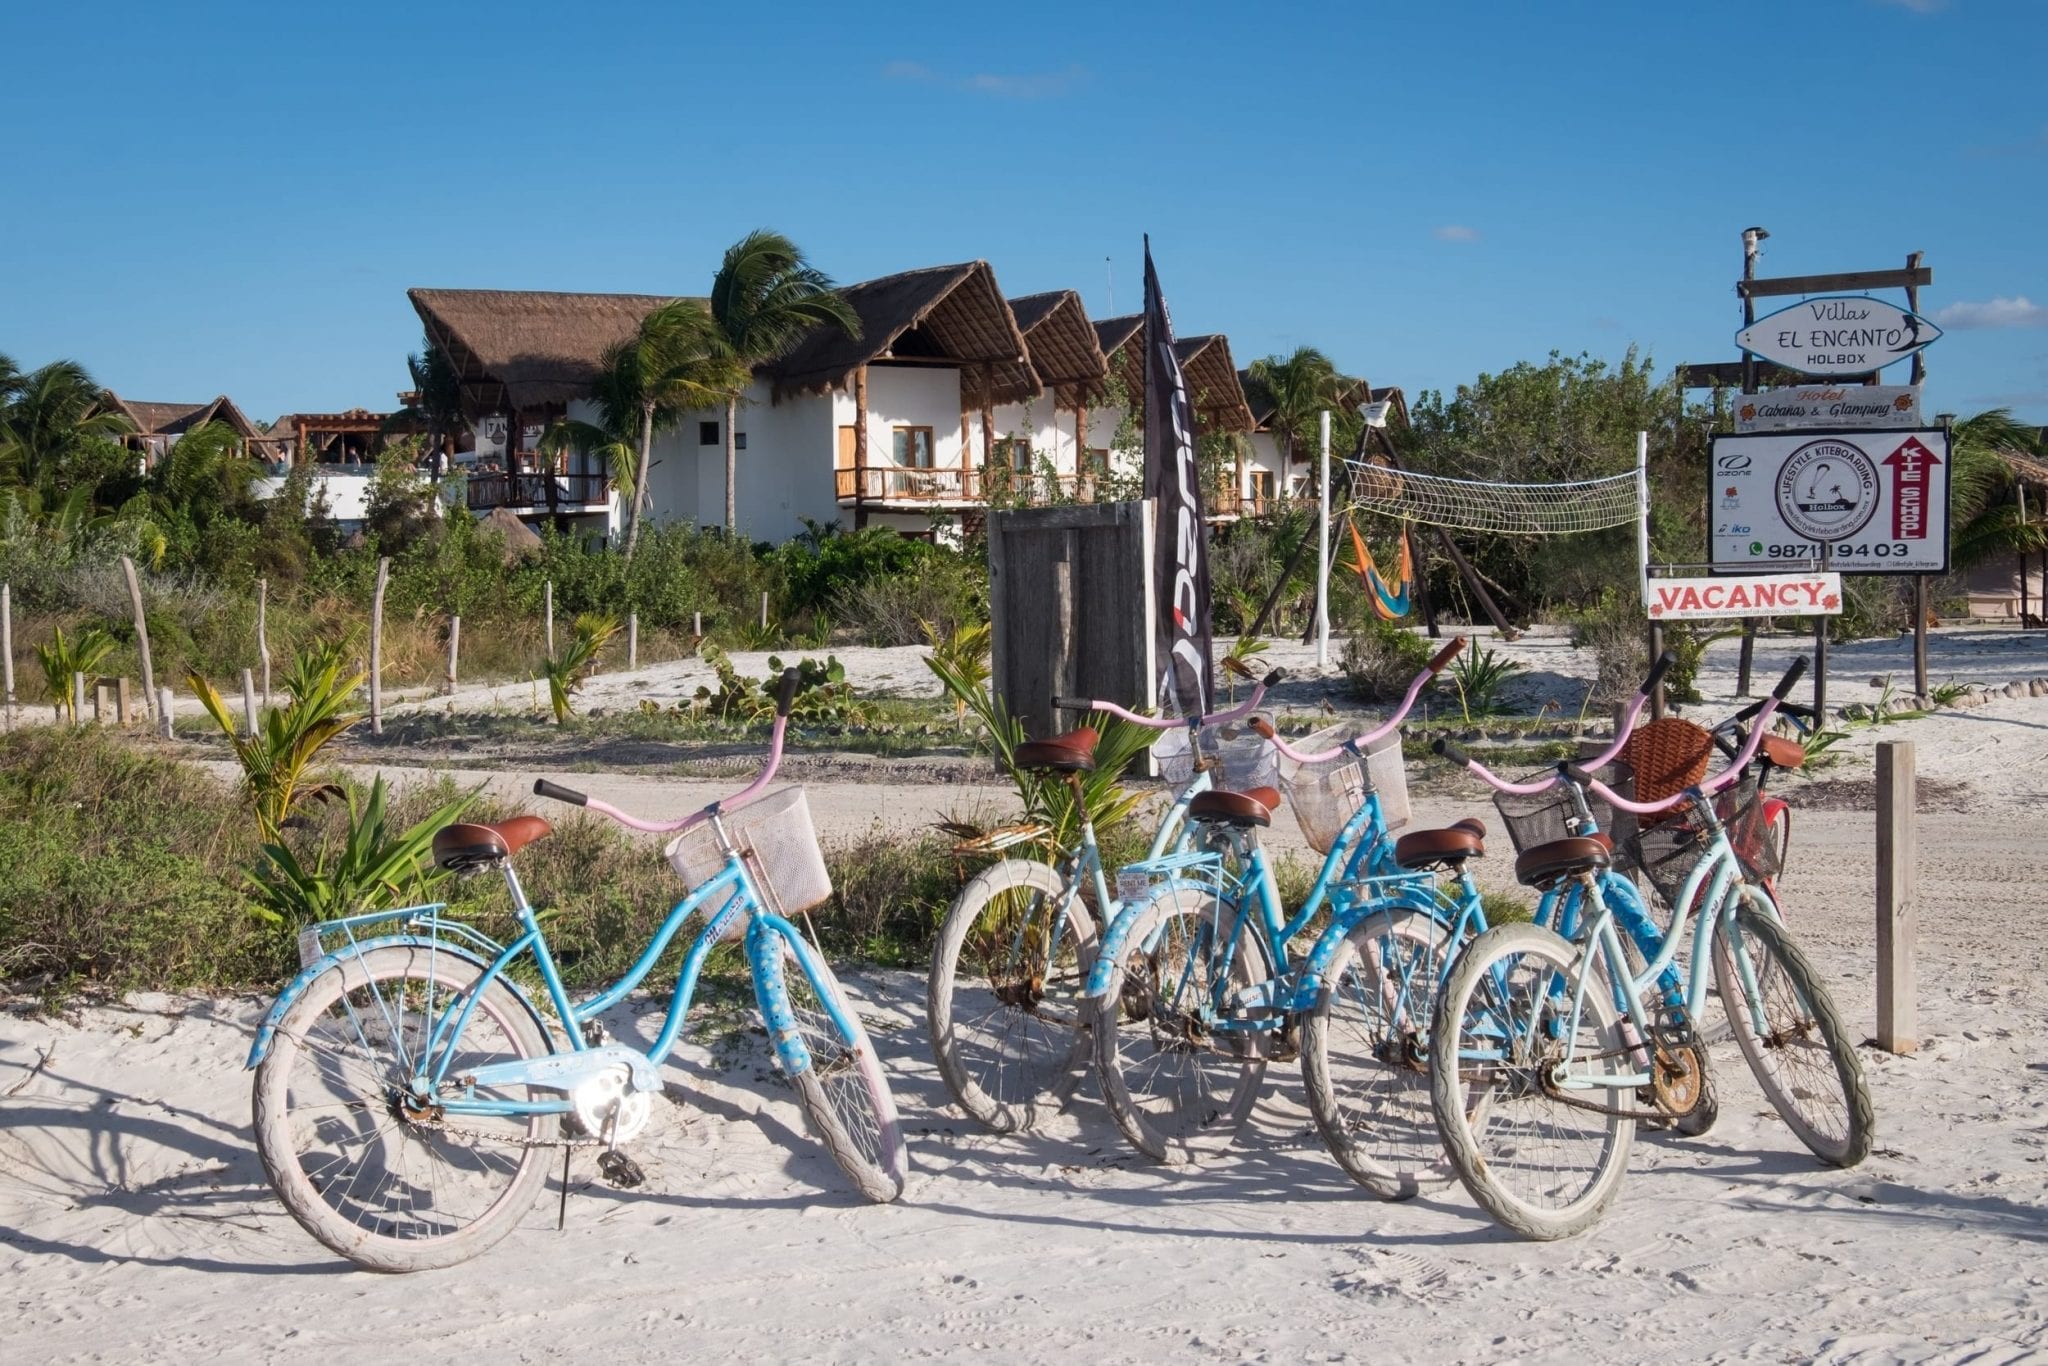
[1433,225,1480,243]
[1934,296,2048,329]
[882,60,1085,99]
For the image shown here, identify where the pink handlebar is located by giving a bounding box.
[564,714,788,835]
[1252,637,1469,762]
[1083,676,1272,732]
[1589,697,1779,814]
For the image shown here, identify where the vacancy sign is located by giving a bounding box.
[1735,296,1941,379]
[1709,428,1951,575]
[1646,572,1842,620]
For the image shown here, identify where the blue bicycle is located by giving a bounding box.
[248,671,905,1272]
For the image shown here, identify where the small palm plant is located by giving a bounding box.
[922,618,991,730]
[250,777,475,927]
[35,624,117,723]
[542,613,622,723]
[188,642,365,840]
[1449,644,1527,722]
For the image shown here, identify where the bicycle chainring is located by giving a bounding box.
[570,1063,653,1144]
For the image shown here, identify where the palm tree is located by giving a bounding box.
[708,230,860,533]
[1245,347,1344,468]
[388,338,466,453]
[1947,408,2048,571]
[610,301,743,559]
[0,359,132,503]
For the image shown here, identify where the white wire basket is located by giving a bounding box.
[1276,724,1410,854]
[1153,721,1280,795]
[665,787,833,936]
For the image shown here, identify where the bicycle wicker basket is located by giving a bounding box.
[1153,721,1279,794]
[1491,761,1638,859]
[1277,724,1409,855]
[1621,774,1771,909]
[664,787,833,929]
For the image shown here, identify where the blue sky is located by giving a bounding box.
[4,0,2044,425]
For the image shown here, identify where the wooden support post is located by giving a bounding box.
[117,677,133,725]
[854,365,870,532]
[1736,619,1756,697]
[158,686,174,739]
[240,668,258,733]
[1813,548,1831,720]
[120,556,157,722]
[1912,577,1930,697]
[94,682,110,724]
[1876,740,1918,1054]
[544,580,555,657]
[446,617,460,695]
[71,672,86,725]
[257,576,271,707]
[370,556,389,737]
[1647,620,1667,720]
[626,612,638,670]
[759,591,769,630]
[692,610,701,639]
[1406,526,1440,639]
[1,581,13,728]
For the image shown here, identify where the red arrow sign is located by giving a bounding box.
[1882,436,1942,540]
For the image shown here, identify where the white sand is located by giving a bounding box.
[7,627,2048,1360]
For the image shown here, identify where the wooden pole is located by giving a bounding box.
[445,616,460,695]
[759,591,769,630]
[1736,230,1764,697]
[627,612,638,670]
[544,580,555,657]
[117,677,133,725]
[693,610,701,639]
[1814,547,1831,720]
[1906,254,1931,692]
[120,556,157,722]
[158,685,174,739]
[854,364,870,531]
[71,672,85,725]
[257,577,270,707]
[1876,740,1918,1054]
[1,582,13,728]
[240,668,258,733]
[1405,526,1440,639]
[1736,620,1756,698]
[94,682,109,724]
[370,556,389,737]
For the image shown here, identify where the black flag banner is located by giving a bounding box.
[1141,237,1214,718]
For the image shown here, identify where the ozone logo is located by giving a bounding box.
[1775,438,1878,543]
[1717,452,1754,473]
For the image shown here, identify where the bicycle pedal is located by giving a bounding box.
[597,1149,645,1189]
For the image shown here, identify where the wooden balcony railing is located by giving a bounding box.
[835,465,982,503]
[466,473,610,511]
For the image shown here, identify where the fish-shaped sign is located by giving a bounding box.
[1735,295,1942,379]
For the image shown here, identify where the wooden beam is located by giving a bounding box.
[1678,360,1879,389]
[1876,740,1918,1054]
[1738,265,1931,299]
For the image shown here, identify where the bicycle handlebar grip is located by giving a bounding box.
[1643,649,1676,695]
[1772,656,1809,701]
[773,666,801,718]
[1249,716,1277,739]
[533,779,588,806]
[1563,762,1596,786]
[1052,695,1092,712]
[1432,737,1472,766]
[1261,667,1285,688]
[1428,637,1467,675]
[1221,655,1253,680]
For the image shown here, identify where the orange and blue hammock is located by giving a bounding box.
[1341,515,1413,621]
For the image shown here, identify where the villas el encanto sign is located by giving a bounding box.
[1734,296,1941,379]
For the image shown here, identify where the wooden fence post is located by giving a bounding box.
[370,557,390,737]
[1876,740,1918,1054]
[760,591,769,630]
[257,576,271,707]
[544,580,555,658]
[241,667,259,733]
[1,581,13,728]
[71,672,86,725]
[446,616,460,695]
[693,610,701,639]
[158,685,174,739]
[121,556,157,723]
[627,612,638,670]
[117,677,133,725]
[94,682,110,724]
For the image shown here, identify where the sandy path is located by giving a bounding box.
[4,799,2045,1362]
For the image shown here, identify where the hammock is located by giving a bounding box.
[1342,516,1413,621]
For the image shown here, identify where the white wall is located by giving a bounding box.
[641,379,839,543]
[989,396,1083,475]
[250,469,375,526]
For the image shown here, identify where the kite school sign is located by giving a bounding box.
[1708,427,1951,575]
[1646,571,1842,621]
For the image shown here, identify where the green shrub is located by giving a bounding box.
[839,552,985,646]
[1342,614,1434,701]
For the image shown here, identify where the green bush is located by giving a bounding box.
[1342,614,1434,702]
[838,551,986,646]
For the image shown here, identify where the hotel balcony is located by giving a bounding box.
[466,472,611,514]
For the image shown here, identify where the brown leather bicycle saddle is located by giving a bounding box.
[1013,728,1098,774]
[1513,835,1611,888]
[1187,787,1279,828]
[1393,817,1488,870]
[433,816,553,872]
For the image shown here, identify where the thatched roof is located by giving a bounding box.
[1007,290,1106,391]
[769,261,1037,405]
[1997,448,2048,488]
[482,505,545,560]
[1074,317,1251,432]
[106,393,261,439]
[410,288,687,414]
